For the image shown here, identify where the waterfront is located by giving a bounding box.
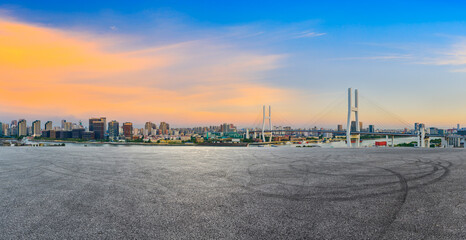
[0,136,423,148]
[0,146,464,239]
[310,136,420,148]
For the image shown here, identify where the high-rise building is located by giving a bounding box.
[351,121,362,132]
[18,119,27,136]
[151,123,157,136]
[100,117,107,133]
[92,121,105,140]
[10,126,17,136]
[32,120,41,136]
[368,125,375,133]
[220,123,236,133]
[419,123,425,131]
[414,123,420,132]
[337,124,343,132]
[89,117,106,131]
[159,122,170,135]
[45,121,53,131]
[64,122,73,131]
[9,120,18,136]
[61,120,67,130]
[89,118,98,131]
[123,122,133,139]
[230,124,237,132]
[351,121,356,132]
[108,120,119,140]
[145,122,153,136]
[1,123,9,136]
[221,123,229,133]
[429,127,439,135]
[133,128,140,136]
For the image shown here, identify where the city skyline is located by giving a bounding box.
[0,115,455,133]
[2,1,466,127]
[1,114,455,148]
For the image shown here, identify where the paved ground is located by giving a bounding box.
[0,146,465,239]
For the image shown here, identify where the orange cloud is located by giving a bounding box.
[0,18,294,126]
[0,21,164,75]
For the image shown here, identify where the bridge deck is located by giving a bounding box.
[248,130,443,137]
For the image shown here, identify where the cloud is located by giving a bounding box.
[330,54,413,61]
[294,31,326,38]
[450,68,466,72]
[0,18,292,126]
[416,40,466,72]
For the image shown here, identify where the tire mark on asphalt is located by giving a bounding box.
[243,155,451,203]
[375,167,408,239]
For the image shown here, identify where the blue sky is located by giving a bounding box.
[3,1,466,25]
[1,1,466,128]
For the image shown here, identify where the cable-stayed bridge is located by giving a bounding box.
[249,129,444,137]
[247,88,448,148]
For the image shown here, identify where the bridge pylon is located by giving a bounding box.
[346,88,360,148]
[262,105,272,142]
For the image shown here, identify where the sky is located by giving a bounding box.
[1,1,466,129]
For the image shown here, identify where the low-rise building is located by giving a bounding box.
[72,128,85,139]
[82,131,95,140]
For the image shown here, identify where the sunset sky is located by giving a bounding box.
[2,1,466,128]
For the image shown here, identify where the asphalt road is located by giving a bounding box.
[0,146,465,239]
